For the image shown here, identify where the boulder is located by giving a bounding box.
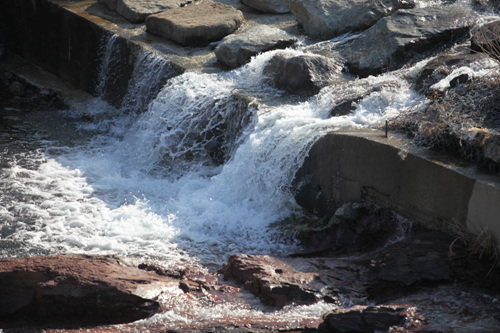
[146,3,244,46]
[215,25,298,68]
[288,0,415,40]
[471,20,500,59]
[318,305,414,333]
[0,254,179,327]
[241,0,290,14]
[116,0,190,23]
[221,254,320,307]
[340,6,478,77]
[263,52,340,96]
[415,53,495,94]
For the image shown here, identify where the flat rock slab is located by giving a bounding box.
[146,3,244,46]
[242,0,290,14]
[221,254,323,307]
[215,25,298,68]
[0,254,179,327]
[117,0,190,23]
[340,6,478,77]
[289,0,415,40]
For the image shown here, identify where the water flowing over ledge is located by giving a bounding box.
[2,0,500,331]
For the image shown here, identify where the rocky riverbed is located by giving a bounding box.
[0,194,499,331]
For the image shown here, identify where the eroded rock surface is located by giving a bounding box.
[146,3,244,46]
[289,0,415,40]
[215,25,297,68]
[263,52,340,96]
[0,254,178,327]
[340,6,478,77]
[221,254,323,307]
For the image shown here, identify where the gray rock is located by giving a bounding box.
[241,0,290,14]
[98,0,118,11]
[415,53,493,94]
[263,52,340,96]
[215,25,298,68]
[116,0,188,23]
[471,20,500,59]
[318,305,412,333]
[146,3,244,46]
[289,0,415,40]
[8,81,24,97]
[340,6,478,77]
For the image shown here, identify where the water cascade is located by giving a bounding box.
[1,0,500,330]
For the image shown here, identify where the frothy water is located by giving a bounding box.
[1,1,499,326]
[0,41,432,264]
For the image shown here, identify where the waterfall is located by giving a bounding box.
[3,0,498,266]
[0,38,427,264]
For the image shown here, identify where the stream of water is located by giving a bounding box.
[1,0,500,328]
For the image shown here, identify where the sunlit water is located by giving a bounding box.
[1,0,499,328]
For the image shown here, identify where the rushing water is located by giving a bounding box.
[1,0,500,328]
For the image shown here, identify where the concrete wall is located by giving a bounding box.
[0,0,105,95]
[0,0,182,108]
[293,131,500,249]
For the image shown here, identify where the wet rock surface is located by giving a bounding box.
[242,0,290,14]
[145,2,244,46]
[318,305,416,333]
[414,53,494,94]
[289,0,415,40]
[329,79,402,117]
[294,204,410,256]
[221,254,322,307]
[2,209,500,332]
[340,6,478,77]
[215,25,297,68]
[0,70,67,111]
[263,52,340,96]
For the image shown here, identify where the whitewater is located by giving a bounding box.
[1,0,500,327]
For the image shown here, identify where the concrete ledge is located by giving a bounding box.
[0,0,183,107]
[293,131,500,250]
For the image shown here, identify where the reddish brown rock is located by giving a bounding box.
[0,254,179,328]
[145,3,244,46]
[221,254,321,307]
